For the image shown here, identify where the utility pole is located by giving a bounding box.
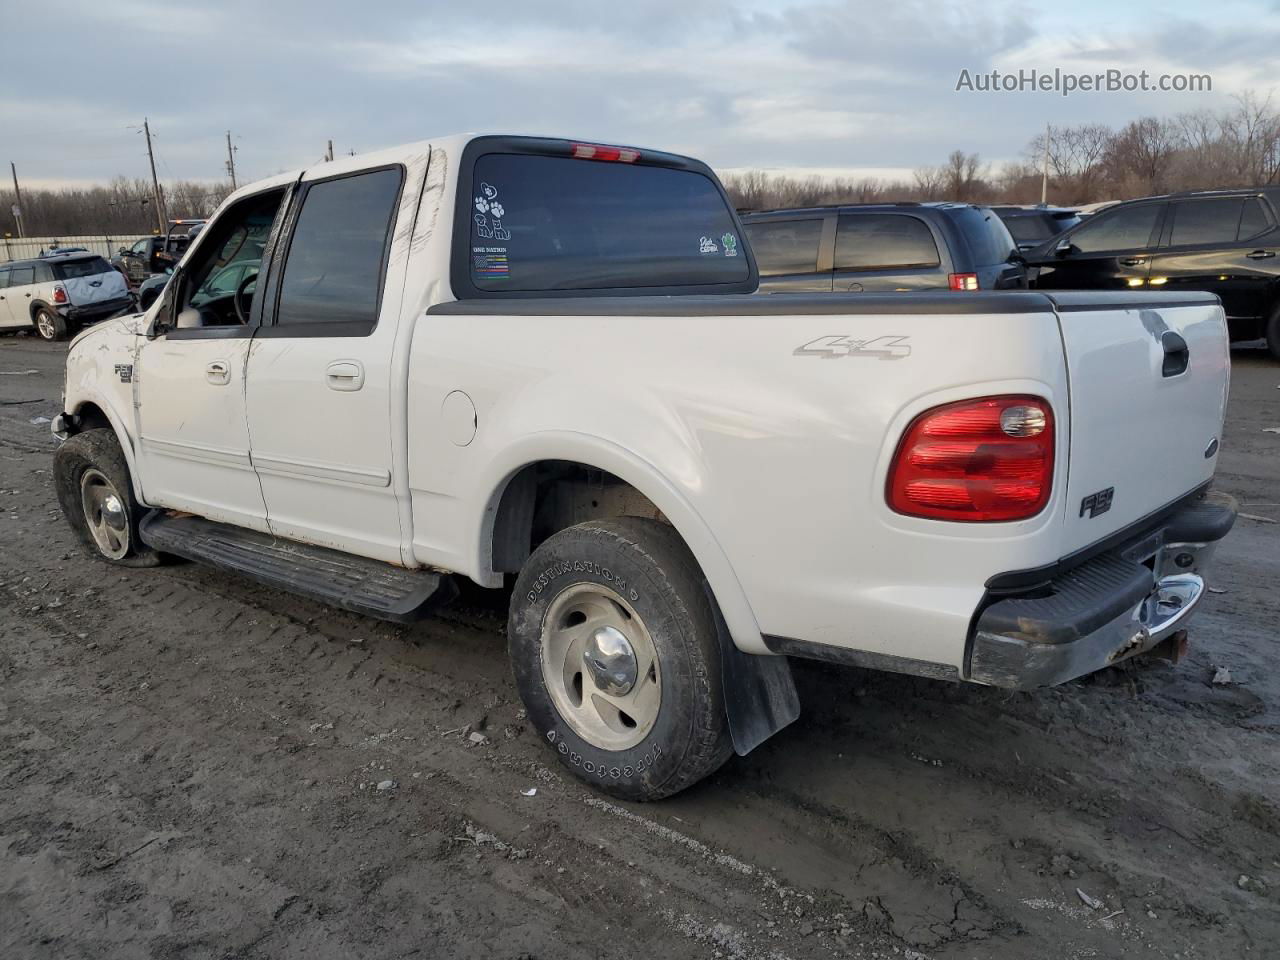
[225,130,238,190]
[325,139,335,162]
[141,118,167,231]
[1040,122,1050,205]
[9,161,26,237]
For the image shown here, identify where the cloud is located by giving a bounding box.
[6,0,1277,187]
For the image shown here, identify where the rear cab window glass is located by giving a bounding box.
[744,219,823,276]
[1068,204,1162,253]
[465,153,749,292]
[835,214,939,270]
[52,257,114,280]
[275,167,402,332]
[1169,198,1243,246]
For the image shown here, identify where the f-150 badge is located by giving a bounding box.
[793,335,911,360]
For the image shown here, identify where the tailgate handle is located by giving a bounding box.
[1161,331,1189,377]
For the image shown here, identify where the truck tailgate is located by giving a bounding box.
[1050,292,1228,554]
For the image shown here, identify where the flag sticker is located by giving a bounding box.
[473,247,510,278]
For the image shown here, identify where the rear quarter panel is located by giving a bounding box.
[406,302,1071,668]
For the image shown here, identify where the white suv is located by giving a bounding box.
[0,254,133,341]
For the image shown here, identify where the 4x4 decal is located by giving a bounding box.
[793,335,911,360]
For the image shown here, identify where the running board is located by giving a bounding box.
[138,512,457,623]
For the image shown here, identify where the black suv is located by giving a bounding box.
[989,205,1081,251]
[740,203,1026,294]
[1026,188,1280,357]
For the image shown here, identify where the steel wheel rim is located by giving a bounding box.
[36,312,55,339]
[540,582,661,751]
[79,468,129,560]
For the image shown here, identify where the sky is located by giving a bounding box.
[5,0,1279,189]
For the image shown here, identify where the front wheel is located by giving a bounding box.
[509,518,732,800]
[54,429,162,567]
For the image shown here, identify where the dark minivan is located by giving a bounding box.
[1027,187,1280,358]
[740,202,1026,294]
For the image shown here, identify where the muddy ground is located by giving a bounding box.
[1,334,1277,960]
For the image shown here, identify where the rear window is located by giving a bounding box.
[1002,213,1080,246]
[835,214,940,270]
[53,257,115,280]
[951,208,1016,265]
[744,219,823,276]
[466,153,749,292]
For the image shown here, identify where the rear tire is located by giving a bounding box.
[33,306,70,342]
[509,517,732,801]
[54,429,162,568]
[1265,302,1280,362]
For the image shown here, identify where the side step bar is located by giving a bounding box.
[139,512,457,623]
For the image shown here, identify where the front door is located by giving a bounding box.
[1031,201,1164,291]
[0,266,17,329]
[245,162,414,565]
[133,186,289,531]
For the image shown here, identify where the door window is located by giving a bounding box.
[1237,199,1273,241]
[835,214,940,270]
[743,219,823,276]
[1067,204,1162,253]
[1169,198,1243,246]
[8,265,34,288]
[274,168,402,333]
[130,238,151,256]
[0,267,10,288]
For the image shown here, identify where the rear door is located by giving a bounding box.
[1031,202,1164,290]
[0,266,17,328]
[1051,293,1228,554]
[1149,195,1278,322]
[743,217,832,292]
[244,162,412,564]
[5,264,36,322]
[832,213,947,292]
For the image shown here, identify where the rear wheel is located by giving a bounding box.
[1266,302,1280,362]
[54,429,162,567]
[33,306,70,342]
[509,518,732,800]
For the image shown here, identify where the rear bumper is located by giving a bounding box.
[968,494,1236,689]
[59,296,134,322]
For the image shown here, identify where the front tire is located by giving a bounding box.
[54,429,161,567]
[509,518,732,800]
[33,306,70,342]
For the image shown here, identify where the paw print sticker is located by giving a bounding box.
[490,202,505,218]
[474,196,490,214]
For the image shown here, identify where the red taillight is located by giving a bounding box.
[52,284,67,304]
[571,142,640,163]
[948,272,979,291]
[887,395,1054,522]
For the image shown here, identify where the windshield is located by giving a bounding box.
[466,152,749,292]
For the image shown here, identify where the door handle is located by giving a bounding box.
[845,282,864,292]
[1246,249,1275,260]
[206,360,231,386]
[1161,331,1189,378]
[326,360,364,392]
[1120,257,1147,266]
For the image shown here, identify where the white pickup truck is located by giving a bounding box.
[52,134,1236,799]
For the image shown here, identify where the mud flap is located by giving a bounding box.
[704,582,801,756]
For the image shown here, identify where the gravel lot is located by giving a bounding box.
[2,333,1277,959]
